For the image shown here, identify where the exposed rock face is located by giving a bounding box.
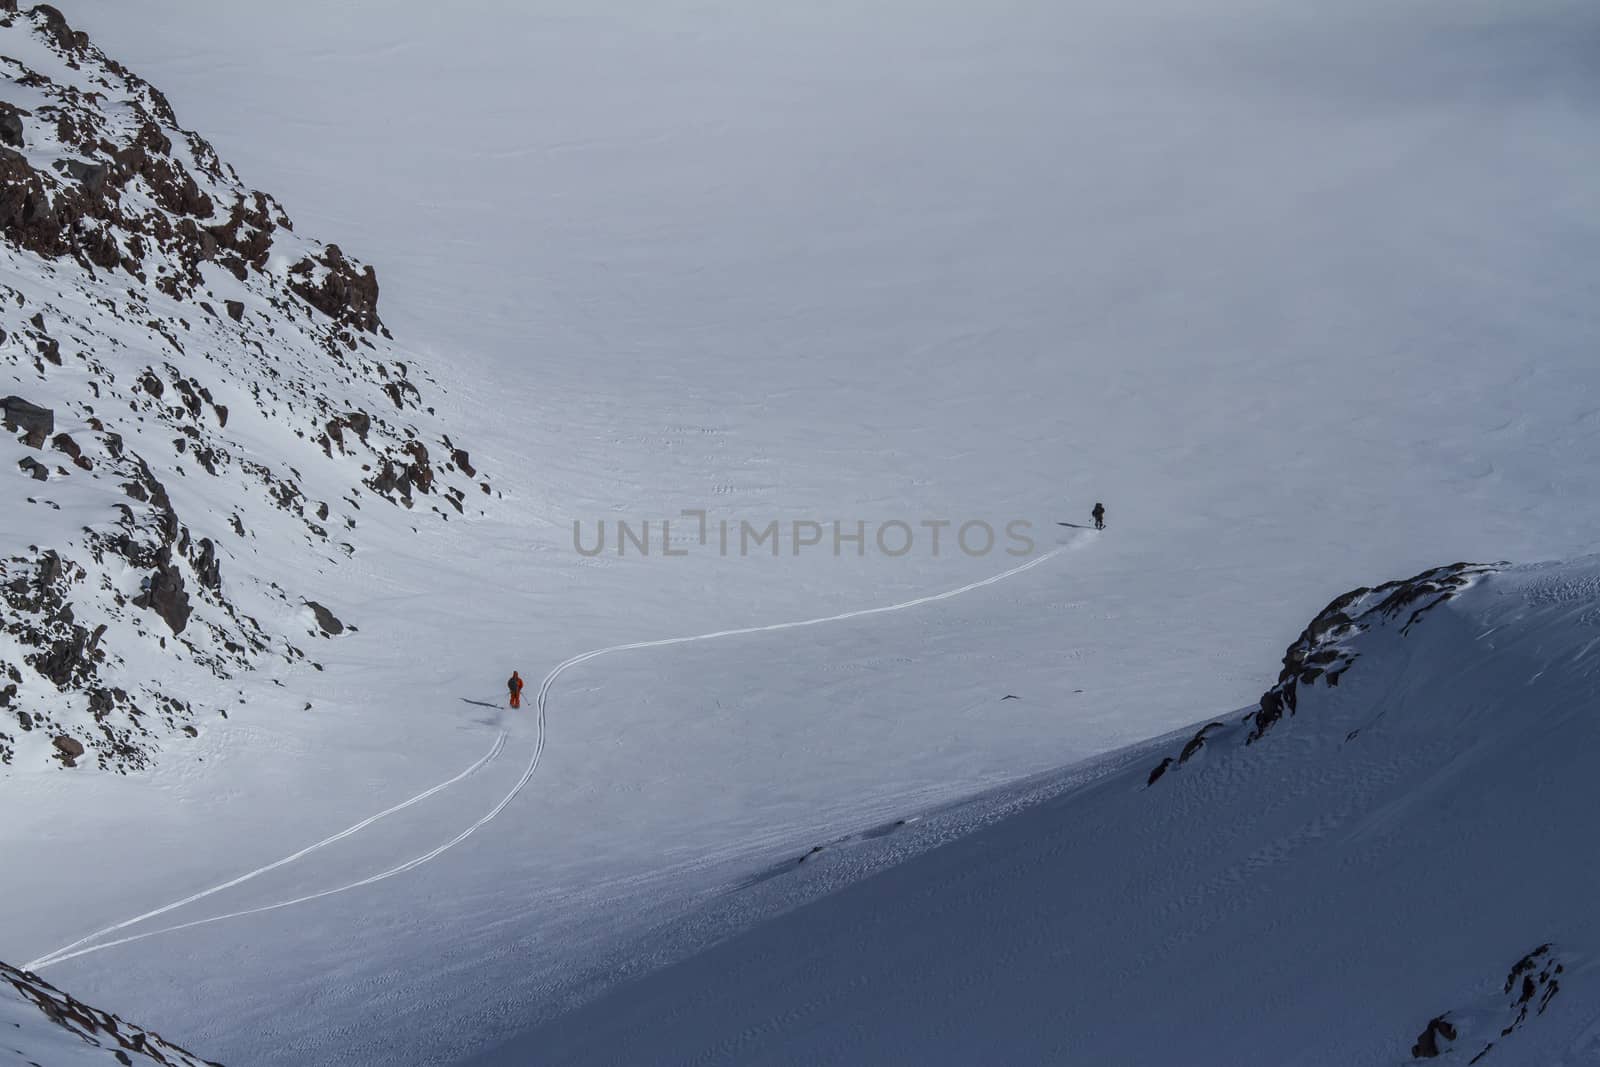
[0,100,23,147]
[287,243,383,333]
[1145,756,1173,787]
[2,393,51,445]
[0,5,494,771]
[133,549,192,636]
[1404,944,1563,1062]
[1410,1015,1456,1058]
[1146,563,1500,787]
[304,600,346,636]
[50,732,81,766]
[2,959,225,1065]
[1178,721,1223,763]
[1245,563,1495,744]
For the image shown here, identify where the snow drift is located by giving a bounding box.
[480,556,1600,1066]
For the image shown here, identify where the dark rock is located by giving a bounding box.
[36,626,90,686]
[0,101,24,148]
[17,456,48,480]
[304,600,345,636]
[1146,757,1173,787]
[50,432,81,461]
[287,244,383,332]
[0,146,61,254]
[368,458,409,500]
[451,447,475,477]
[31,5,90,52]
[404,440,433,492]
[52,157,109,193]
[87,687,113,720]
[133,550,191,635]
[383,378,420,409]
[224,299,243,322]
[1411,1015,1456,1058]
[193,538,221,591]
[52,733,84,767]
[1178,721,1225,764]
[2,394,53,447]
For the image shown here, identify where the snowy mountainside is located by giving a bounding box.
[0,3,492,772]
[2,958,222,1065]
[485,556,1600,1066]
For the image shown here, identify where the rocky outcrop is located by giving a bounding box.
[50,732,81,766]
[1245,563,1495,744]
[133,549,192,636]
[2,959,224,1065]
[1404,944,1563,1062]
[1145,757,1173,787]
[0,6,495,770]
[1178,721,1224,763]
[2,393,51,446]
[304,600,346,636]
[287,243,383,334]
[1146,563,1500,787]
[1411,1015,1456,1058]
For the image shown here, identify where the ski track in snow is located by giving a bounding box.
[23,730,512,972]
[27,542,1076,971]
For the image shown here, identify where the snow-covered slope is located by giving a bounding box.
[0,3,491,771]
[1,0,1598,1063]
[3,959,220,1066]
[477,557,1600,1066]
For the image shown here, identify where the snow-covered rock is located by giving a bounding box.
[1146,560,1501,785]
[2,959,221,1065]
[0,3,491,772]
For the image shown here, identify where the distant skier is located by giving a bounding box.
[508,671,525,709]
[1092,502,1106,530]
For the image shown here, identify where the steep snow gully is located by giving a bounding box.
[27,540,1080,971]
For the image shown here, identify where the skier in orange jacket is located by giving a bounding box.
[508,671,525,709]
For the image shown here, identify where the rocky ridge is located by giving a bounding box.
[0,4,493,771]
[3,958,223,1065]
[1146,562,1500,786]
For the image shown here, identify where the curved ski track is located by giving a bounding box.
[29,542,1072,970]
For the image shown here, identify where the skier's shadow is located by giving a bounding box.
[460,697,500,709]
[1056,522,1093,529]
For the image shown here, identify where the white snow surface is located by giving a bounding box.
[0,0,1597,1063]
[469,559,1600,1066]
